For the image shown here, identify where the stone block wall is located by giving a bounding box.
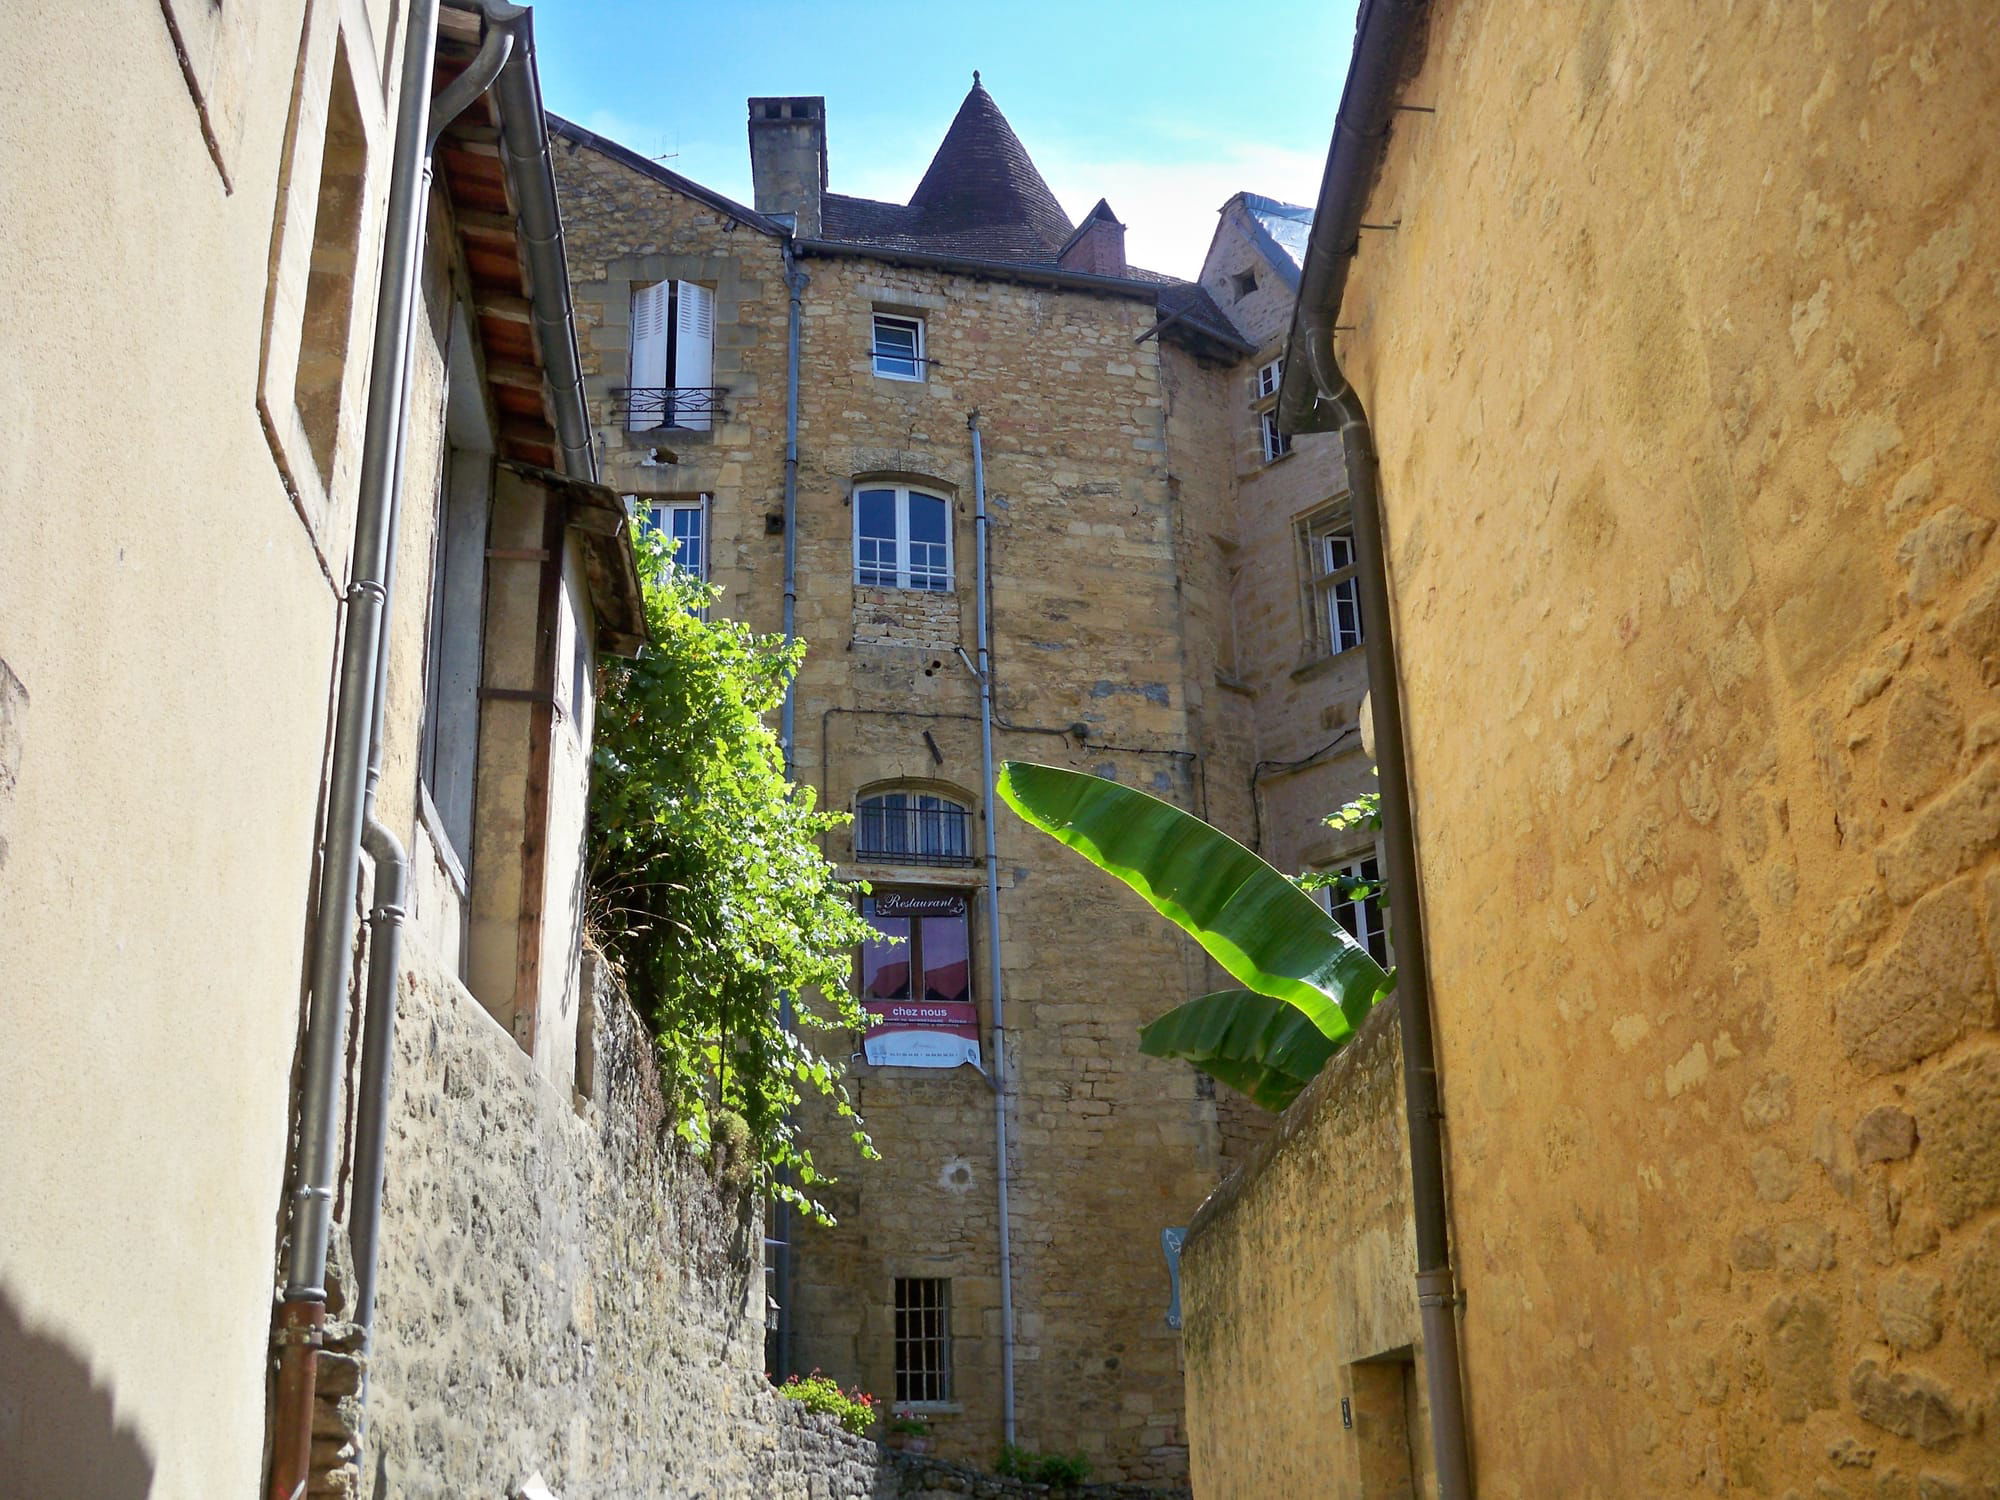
[361,950,886,1498]
[1328,0,2000,1492]
[1179,1005,1426,1499]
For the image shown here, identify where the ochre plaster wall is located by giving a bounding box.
[0,6,375,1495]
[1336,1,2000,1492]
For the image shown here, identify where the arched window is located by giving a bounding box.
[854,485,952,591]
[855,789,973,867]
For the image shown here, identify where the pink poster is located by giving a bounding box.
[860,891,982,1069]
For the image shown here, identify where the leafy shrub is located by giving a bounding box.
[997,1443,1091,1486]
[775,1372,877,1435]
[589,528,879,1221]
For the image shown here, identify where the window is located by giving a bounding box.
[627,280,717,431]
[894,1278,953,1404]
[1300,507,1363,656]
[1231,269,1258,300]
[1318,853,1390,966]
[293,43,368,482]
[856,792,972,867]
[872,313,925,381]
[859,892,971,1007]
[638,497,707,582]
[1257,358,1283,400]
[854,486,952,591]
[1261,409,1293,464]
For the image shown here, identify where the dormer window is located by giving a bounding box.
[872,313,926,381]
[1231,269,1258,300]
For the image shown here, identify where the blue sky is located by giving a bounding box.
[533,0,1360,279]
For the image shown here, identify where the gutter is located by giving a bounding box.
[774,235,807,1378]
[791,237,1167,302]
[1273,3,1476,1497]
[967,412,1018,1447]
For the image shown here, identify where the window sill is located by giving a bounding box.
[872,369,927,384]
[1260,449,1298,468]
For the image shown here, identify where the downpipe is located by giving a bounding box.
[969,412,1017,1447]
[1339,395,1474,1499]
[270,7,515,1495]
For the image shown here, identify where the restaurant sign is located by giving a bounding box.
[860,889,980,1068]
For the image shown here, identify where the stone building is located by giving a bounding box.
[1184,0,2000,1496]
[548,79,1377,1482]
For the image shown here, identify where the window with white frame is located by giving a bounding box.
[1299,506,1362,657]
[893,1277,953,1404]
[1316,852,1390,967]
[1261,408,1293,464]
[639,497,708,583]
[1257,357,1283,400]
[854,485,952,591]
[872,313,925,381]
[855,790,973,866]
[627,280,717,431]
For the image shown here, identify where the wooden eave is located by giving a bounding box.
[432,20,561,472]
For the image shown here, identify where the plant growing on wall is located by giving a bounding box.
[590,526,878,1220]
[775,1372,878,1435]
[996,763,1393,1110]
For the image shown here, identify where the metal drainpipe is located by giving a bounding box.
[1269,2,1474,1491]
[969,412,1017,1447]
[772,238,807,1378]
[271,3,442,1496]
[342,15,519,1474]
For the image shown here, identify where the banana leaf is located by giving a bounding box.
[996,762,1392,1044]
[1139,990,1343,1112]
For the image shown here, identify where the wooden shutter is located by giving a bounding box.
[673,281,715,431]
[627,281,670,430]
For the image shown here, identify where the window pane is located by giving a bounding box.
[874,317,921,378]
[907,494,948,544]
[671,505,704,578]
[857,489,897,539]
[860,903,912,1000]
[919,913,969,1004]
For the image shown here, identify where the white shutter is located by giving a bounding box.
[627,281,670,430]
[673,281,715,431]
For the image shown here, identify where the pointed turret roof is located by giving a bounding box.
[905,79,1073,252]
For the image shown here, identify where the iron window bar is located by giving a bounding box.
[855,803,974,867]
[614,386,729,430]
[894,1277,952,1404]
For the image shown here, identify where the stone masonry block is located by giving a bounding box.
[1874,759,2000,904]
[1912,1046,2000,1227]
[1835,878,1992,1073]
[1848,1360,1966,1451]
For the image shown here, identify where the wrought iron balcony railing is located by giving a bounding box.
[616,386,728,431]
[854,804,975,867]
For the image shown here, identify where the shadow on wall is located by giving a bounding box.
[0,1279,156,1499]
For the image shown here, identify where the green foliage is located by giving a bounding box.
[1138,989,1341,1112]
[775,1372,877,1435]
[996,762,1393,1110]
[997,1444,1091,1486]
[589,527,878,1221]
[1297,788,1386,905]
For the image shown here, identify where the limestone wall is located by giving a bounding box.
[551,134,1239,1484]
[1179,1007,1427,1499]
[1332,1,2000,1492]
[365,949,886,1498]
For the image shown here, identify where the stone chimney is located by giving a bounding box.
[747,97,826,239]
[1058,198,1126,276]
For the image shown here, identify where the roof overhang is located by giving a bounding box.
[501,460,650,656]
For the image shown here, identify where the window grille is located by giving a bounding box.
[1299,507,1363,657]
[856,793,973,866]
[894,1277,952,1403]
